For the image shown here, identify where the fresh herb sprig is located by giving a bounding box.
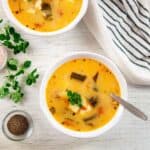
[26,69,39,86]
[0,58,39,103]
[7,58,19,70]
[66,90,82,107]
[0,19,29,54]
[0,19,3,23]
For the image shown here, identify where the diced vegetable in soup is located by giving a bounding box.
[8,0,82,32]
[46,58,120,132]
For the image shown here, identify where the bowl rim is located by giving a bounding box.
[40,51,128,138]
[2,0,88,36]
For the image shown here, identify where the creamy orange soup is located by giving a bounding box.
[8,0,82,32]
[46,58,120,132]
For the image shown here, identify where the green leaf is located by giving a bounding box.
[13,33,21,43]
[10,91,24,103]
[0,22,29,54]
[23,60,31,69]
[15,69,24,76]
[7,74,15,81]
[3,40,12,48]
[66,90,82,107]
[5,83,11,87]
[12,80,19,90]
[22,41,29,53]
[9,27,15,34]
[26,69,39,86]
[7,58,18,71]
[5,27,10,40]
[0,34,6,40]
[0,19,3,23]
[0,87,9,99]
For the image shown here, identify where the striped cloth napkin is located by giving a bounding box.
[84,0,150,85]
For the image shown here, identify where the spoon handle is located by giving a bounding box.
[111,94,148,121]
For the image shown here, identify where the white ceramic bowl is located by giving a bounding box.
[40,52,128,138]
[2,0,88,36]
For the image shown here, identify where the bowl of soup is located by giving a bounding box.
[2,0,88,36]
[40,52,127,138]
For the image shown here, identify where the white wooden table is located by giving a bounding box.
[0,5,150,150]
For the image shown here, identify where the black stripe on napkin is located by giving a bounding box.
[125,0,149,28]
[99,3,150,54]
[111,0,150,46]
[113,40,150,70]
[98,0,150,70]
[101,0,149,38]
[109,0,150,45]
[107,26,150,66]
[137,1,149,12]
[133,0,150,19]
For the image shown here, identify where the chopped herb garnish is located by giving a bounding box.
[7,58,18,71]
[0,18,39,103]
[23,60,31,69]
[0,19,3,23]
[0,58,39,103]
[0,87,9,98]
[0,20,29,54]
[26,69,39,86]
[10,90,24,103]
[66,90,82,107]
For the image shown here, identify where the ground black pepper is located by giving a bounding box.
[7,115,29,136]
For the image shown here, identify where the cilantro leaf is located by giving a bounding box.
[10,90,24,103]
[23,60,31,69]
[0,23,29,55]
[7,58,18,70]
[0,57,39,103]
[0,19,3,23]
[66,90,82,107]
[0,87,9,99]
[26,69,39,86]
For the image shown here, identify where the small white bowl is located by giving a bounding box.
[2,0,88,36]
[2,110,33,141]
[40,52,128,138]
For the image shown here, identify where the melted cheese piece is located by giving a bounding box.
[80,97,92,114]
[35,0,42,10]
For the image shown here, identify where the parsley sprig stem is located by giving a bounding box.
[0,58,39,103]
[0,18,39,103]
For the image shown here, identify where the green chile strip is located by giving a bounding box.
[70,72,86,81]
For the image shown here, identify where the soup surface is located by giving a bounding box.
[8,0,82,32]
[46,58,120,132]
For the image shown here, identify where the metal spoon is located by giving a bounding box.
[110,93,148,121]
